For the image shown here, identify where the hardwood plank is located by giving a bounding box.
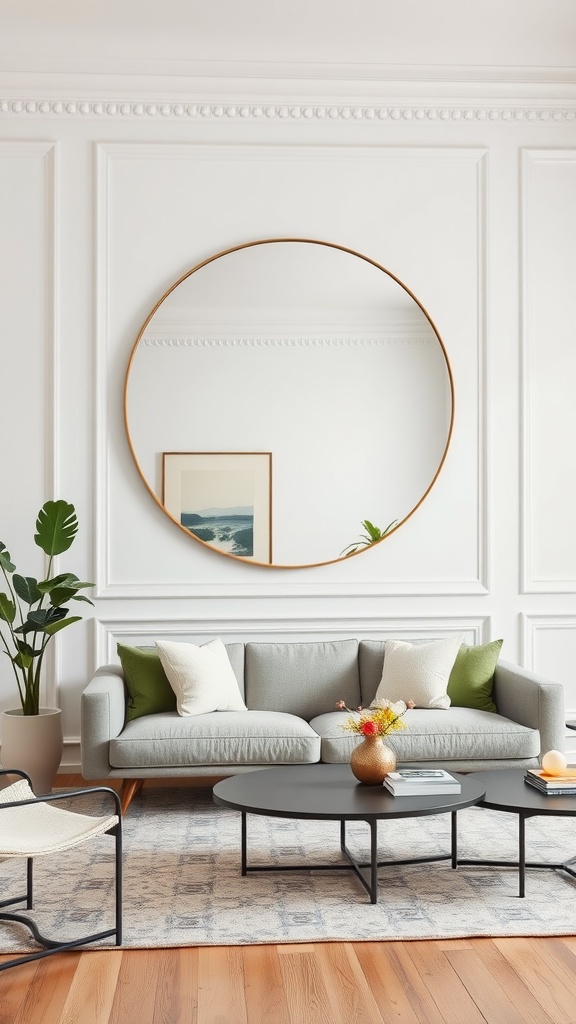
[153,947,199,1024]
[314,943,385,1024]
[493,938,576,1024]
[108,950,159,1024]
[10,952,82,1024]
[197,946,248,1024]
[528,936,576,987]
[0,957,40,1024]
[243,944,291,1024]
[404,940,487,1024]
[471,938,557,1024]
[433,939,475,950]
[58,949,122,1024]
[279,947,338,1024]
[353,942,446,1024]
[277,944,316,954]
[445,947,535,1024]
[558,935,576,955]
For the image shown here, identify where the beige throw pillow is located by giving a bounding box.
[374,635,464,710]
[156,639,247,716]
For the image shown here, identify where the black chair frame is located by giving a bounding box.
[0,769,122,972]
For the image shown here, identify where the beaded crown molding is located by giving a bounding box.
[141,336,431,348]
[1,97,576,122]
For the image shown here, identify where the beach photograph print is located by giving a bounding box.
[163,452,272,562]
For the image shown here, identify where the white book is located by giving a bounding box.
[386,769,457,786]
[384,779,461,796]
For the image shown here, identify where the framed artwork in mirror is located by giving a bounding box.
[162,451,272,563]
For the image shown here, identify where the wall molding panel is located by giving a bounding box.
[96,141,488,599]
[521,613,576,719]
[521,613,576,665]
[0,140,59,709]
[521,148,576,594]
[97,580,490,600]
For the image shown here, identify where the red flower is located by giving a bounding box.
[360,720,378,736]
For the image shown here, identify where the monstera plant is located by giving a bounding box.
[0,500,93,715]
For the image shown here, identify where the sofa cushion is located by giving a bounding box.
[109,710,320,768]
[156,639,247,715]
[375,636,463,709]
[245,640,360,720]
[117,644,177,722]
[358,641,387,706]
[447,640,503,713]
[309,708,540,764]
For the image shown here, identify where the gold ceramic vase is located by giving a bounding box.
[350,735,397,785]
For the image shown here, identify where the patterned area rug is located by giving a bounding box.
[2,784,576,951]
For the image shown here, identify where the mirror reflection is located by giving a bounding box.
[124,239,454,568]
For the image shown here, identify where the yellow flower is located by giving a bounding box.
[337,699,408,737]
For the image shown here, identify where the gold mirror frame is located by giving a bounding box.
[124,238,455,569]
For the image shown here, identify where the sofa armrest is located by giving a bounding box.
[493,659,565,756]
[81,665,127,779]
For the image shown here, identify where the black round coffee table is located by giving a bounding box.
[465,768,576,897]
[213,764,485,903]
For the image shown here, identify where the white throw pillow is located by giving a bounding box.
[374,636,463,710]
[156,639,247,716]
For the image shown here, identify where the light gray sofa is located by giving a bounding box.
[81,639,565,812]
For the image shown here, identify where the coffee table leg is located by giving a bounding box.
[519,814,525,898]
[340,818,379,903]
[370,820,378,904]
[451,811,458,868]
[241,812,247,876]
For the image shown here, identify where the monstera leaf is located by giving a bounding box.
[34,500,78,556]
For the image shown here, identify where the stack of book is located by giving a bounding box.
[384,769,461,796]
[524,769,576,796]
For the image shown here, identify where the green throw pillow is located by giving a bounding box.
[117,644,177,722]
[447,639,503,713]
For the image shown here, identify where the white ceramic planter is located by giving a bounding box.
[1,708,63,794]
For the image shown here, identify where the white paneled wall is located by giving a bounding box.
[1,81,576,768]
[100,142,484,592]
[521,149,576,591]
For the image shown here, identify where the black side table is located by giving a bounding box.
[464,768,576,897]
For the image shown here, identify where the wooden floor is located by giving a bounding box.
[2,778,576,1024]
[4,937,576,1024]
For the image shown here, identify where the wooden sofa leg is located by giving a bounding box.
[120,779,144,815]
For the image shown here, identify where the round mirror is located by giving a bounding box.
[124,238,454,568]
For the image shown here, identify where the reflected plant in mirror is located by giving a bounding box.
[124,238,454,569]
[340,519,399,558]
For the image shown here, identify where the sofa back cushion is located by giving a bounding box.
[358,641,387,707]
[245,640,360,720]
[359,639,442,707]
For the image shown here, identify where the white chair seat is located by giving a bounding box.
[0,778,118,857]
